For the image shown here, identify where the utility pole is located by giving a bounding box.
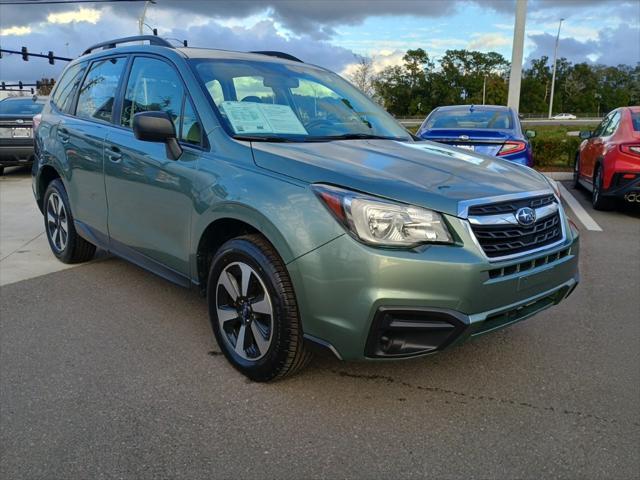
[507,0,527,112]
[482,75,487,105]
[548,18,564,119]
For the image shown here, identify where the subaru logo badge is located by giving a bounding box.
[459,134,469,140]
[16,119,24,124]
[515,207,536,226]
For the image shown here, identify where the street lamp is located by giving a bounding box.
[548,18,564,119]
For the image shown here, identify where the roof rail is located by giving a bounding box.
[250,51,303,63]
[82,35,174,55]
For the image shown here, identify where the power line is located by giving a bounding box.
[0,0,143,5]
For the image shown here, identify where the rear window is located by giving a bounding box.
[0,99,44,115]
[632,112,640,132]
[424,109,513,130]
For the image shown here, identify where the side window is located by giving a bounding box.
[593,114,612,137]
[121,57,183,130]
[180,98,202,146]
[602,111,621,136]
[76,57,125,122]
[233,76,275,103]
[51,62,86,114]
[121,57,202,146]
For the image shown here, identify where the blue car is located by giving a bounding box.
[416,105,535,167]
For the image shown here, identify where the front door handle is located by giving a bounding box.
[106,146,122,163]
[57,128,69,143]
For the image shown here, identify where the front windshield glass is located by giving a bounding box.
[424,109,513,130]
[0,99,44,115]
[191,59,411,141]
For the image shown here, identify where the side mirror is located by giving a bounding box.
[579,130,592,140]
[133,111,182,160]
[525,130,536,139]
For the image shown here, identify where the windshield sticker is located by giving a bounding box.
[219,101,308,135]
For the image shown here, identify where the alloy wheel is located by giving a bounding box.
[46,192,68,252]
[216,261,274,361]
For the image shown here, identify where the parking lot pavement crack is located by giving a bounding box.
[0,232,44,262]
[329,369,640,429]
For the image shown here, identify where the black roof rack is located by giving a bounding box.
[82,35,174,55]
[250,51,303,63]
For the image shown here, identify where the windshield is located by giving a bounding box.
[424,108,513,130]
[0,99,44,115]
[191,59,411,141]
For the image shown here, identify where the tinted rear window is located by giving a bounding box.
[0,99,44,115]
[424,109,513,130]
[632,112,640,132]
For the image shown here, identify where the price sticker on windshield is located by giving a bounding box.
[220,101,307,135]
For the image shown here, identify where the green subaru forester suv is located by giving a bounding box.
[33,36,579,381]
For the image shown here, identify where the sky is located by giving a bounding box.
[0,0,638,84]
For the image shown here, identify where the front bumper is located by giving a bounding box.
[289,213,580,360]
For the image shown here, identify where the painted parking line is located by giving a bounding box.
[557,183,603,232]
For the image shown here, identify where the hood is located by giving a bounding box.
[251,139,551,217]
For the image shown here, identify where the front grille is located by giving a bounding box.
[472,212,562,258]
[468,194,564,259]
[488,247,571,279]
[468,194,555,216]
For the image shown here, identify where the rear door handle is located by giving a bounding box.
[106,146,122,163]
[57,128,69,143]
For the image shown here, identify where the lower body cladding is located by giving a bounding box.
[605,173,640,203]
[289,216,580,361]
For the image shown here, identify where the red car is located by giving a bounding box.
[574,106,640,209]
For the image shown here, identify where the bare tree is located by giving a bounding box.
[347,55,376,98]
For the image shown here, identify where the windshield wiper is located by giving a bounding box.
[308,133,405,141]
[233,135,296,142]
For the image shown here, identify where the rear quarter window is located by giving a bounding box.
[631,112,640,132]
[51,62,87,114]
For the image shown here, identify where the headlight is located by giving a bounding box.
[313,184,453,247]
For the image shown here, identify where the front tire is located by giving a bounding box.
[43,179,96,263]
[207,234,311,382]
[592,164,615,211]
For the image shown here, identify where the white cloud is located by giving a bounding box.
[47,7,101,25]
[468,33,511,50]
[0,25,31,36]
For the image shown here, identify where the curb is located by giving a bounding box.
[542,172,573,181]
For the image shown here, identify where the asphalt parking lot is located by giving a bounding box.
[1,166,639,479]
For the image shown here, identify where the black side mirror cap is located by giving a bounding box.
[579,130,592,140]
[133,111,183,160]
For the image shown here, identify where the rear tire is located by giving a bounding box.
[591,164,615,211]
[43,179,96,263]
[572,154,581,189]
[207,234,311,382]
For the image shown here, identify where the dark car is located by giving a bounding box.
[0,96,47,175]
[416,105,536,167]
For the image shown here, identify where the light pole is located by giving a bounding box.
[548,18,564,119]
[507,0,527,112]
[138,0,156,36]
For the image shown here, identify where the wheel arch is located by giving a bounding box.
[36,164,63,212]
[193,206,296,291]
